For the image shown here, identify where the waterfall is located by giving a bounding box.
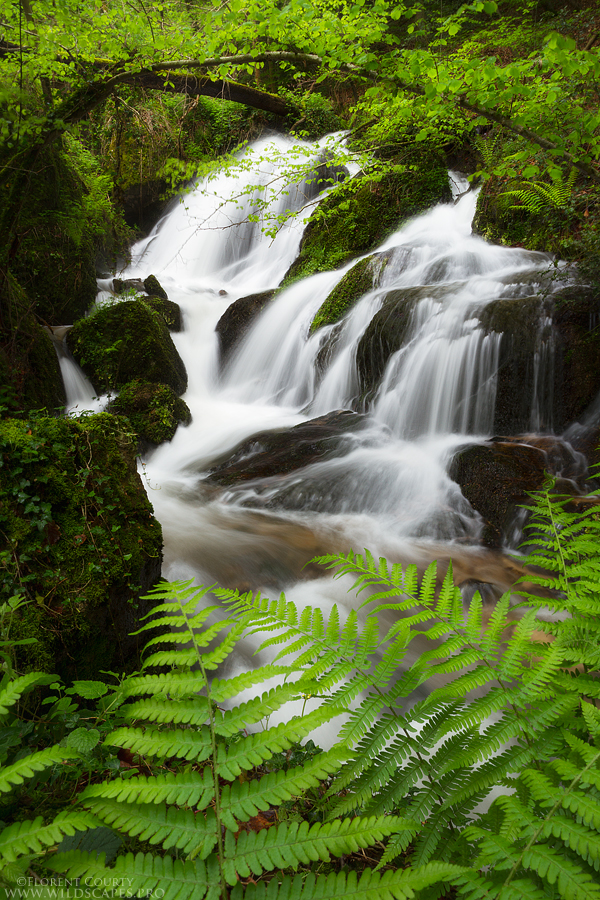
[116,136,569,602]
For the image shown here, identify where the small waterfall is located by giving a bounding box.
[114,138,571,598]
[47,326,101,415]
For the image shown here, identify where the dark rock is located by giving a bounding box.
[143,274,169,300]
[303,151,348,203]
[282,165,451,285]
[356,286,425,401]
[113,278,145,295]
[145,296,182,331]
[552,285,600,431]
[109,380,191,449]
[450,435,587,548]
[67,298,187,395]
[216,290,276,363]
[203,410,368,485]
[478,294,554,434]
[310,250,392,334]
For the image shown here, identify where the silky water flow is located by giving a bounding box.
[81,135,580,725]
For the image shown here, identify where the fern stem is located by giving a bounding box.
[500,744,600,890]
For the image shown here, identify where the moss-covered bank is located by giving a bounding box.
[0,412,162,680]
[310,251,392,333]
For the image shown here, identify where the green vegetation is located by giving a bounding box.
[0,412,162,680]
[109,380,191,448]
[0,485,599,896]
[310,252,390,333]
[67,299,187,396]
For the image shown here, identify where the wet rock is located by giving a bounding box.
[203,410,368,485]
[303,151,349,203]
[216,290,276,363]
[355,286,425,401]
[120,178,169,236]
[108,380,191,450]
[67,298,187,395]
[143,274,169,300]
[552,284,600,431]
[449,435,587,548]
[113,278,146,295]
[310,250,392,334]
[282,165,451,285]
[478,294,554,434]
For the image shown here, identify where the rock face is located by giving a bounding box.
[0,413,163,680]
[449,435,587,548]
[282,165,451,285]
[216,290,276,363]
[109,380,191,449]
[67,298,187,395]
[552,285,600,431]
[204,410,368,485]
[310,251,392,334]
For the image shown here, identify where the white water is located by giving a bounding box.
[115,135,565,604]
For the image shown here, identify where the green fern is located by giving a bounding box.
[500,167,577,214]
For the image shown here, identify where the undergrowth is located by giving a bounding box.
[1,481,600,898]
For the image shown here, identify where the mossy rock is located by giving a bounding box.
[109,380,191,448]
[472,175,581,259]
[145,296,183,332]
[0,412,163,680]
[67,299,187,395]
[282,165,451,285]
[310,251,392,334]
[355,286,430,401]
[216,290,276,363]
[7,143,97,323]
[143,274,169,300]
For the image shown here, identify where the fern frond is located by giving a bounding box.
[106,725,212,762]
[80,767,214,808]
[0,811,101,863]
[50,850,222,900]
[0,672,55,717]
[85,799,218,857]
[0,747,82,793]
[222,815,416,884]
[232,862,467,900]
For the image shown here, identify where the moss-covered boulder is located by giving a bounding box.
[143,274,169,300]
[109,380,191,448]
[145,296,182,332]
[310,251,392,333]
[67,299,187,395]
[282,165,451,285]
[216,290,276,364]
[0,412,162,680]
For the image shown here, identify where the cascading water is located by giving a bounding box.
[114,135,573,613]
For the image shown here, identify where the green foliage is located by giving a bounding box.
[108,380,191,447]
[500,167,578,215]
[1,484,600,896]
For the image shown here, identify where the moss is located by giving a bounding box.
[216,290,276,363]
[310,252,391,333]
[143,274,169,300]
[282,165,450,286]
[109,380,191,447]
[8,142,97,324]
[67,298,187,394]
[472,174,585,259]
[0,413,163,680]
[145,296,182,332]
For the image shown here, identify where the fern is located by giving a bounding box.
[5,484,600,898]
[500,167,577,214]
